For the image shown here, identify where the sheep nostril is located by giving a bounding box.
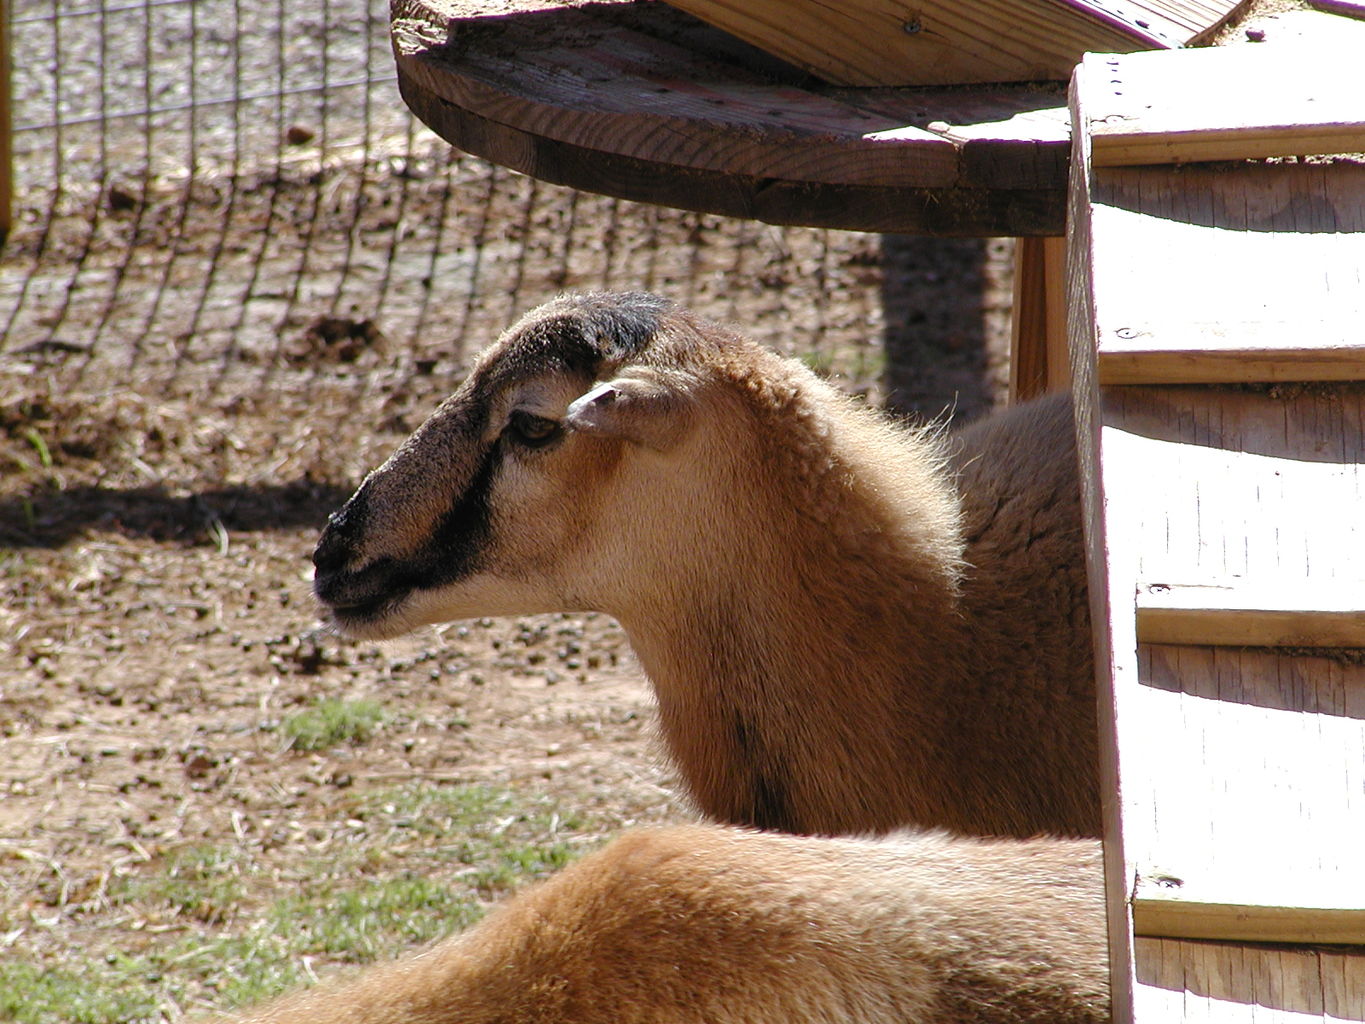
[313,492,368,579]
[312,525,352,578]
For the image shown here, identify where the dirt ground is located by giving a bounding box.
[0,133,1014,1017]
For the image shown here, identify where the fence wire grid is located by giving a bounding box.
[0,9,1013,1017]
[1,0,1012,514]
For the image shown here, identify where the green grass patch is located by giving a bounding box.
[115,842,251,924]
[271,874,483,960]
[281,697,387,751]
[348,783,587,896]
[37,783,603,1021]
[0,962,160,1024]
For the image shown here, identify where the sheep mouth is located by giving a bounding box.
[325,594,400,626]
[313,565,415,638]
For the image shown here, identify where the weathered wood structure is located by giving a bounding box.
[389,0,1083,238]
[389,0,1365,1019]
[662,0,1240,85]
[1067,40,1365,1020]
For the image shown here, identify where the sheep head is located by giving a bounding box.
[312,291,749,640]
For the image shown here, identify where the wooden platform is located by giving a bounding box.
[662,0,1243,85]
[390,0,1074,236]
[1067,45,1365,1023]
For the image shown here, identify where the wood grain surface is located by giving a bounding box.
[1088,31,1365,166]
[389,0,1075,235]
[1068,41,1365,1023]
[661,0,1193,86]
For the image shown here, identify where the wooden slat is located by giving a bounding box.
[1127,642,1365,944]
[1067,46,1365,1022]
[1134,939,1365,1021]
[1136,582,1365,647]
[1085,161,1365,385]
[1089,20,1365,166]
[659,0,1241,86]
[1135,893,1365,945]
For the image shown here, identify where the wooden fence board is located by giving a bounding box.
[1088,34,1365,166]
[1068,46,1365,1021]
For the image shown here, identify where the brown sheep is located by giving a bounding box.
[312,291,1098,840]
[222,291,1108,1024]
[226,825,1107,1024]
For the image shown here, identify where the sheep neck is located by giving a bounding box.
[620,535,975,837]
[615,391,979,836]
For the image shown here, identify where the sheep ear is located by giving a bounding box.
[565,377,689,452]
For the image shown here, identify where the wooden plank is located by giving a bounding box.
[1088,28,1365,166]
[1098,386,1365,589]
[397,74,1067,237]
[1010,235,1069,401]
[1100,349,1365,386]
[1134,939,1365,1021]
[1124,643,1365,945]
[1065,63,1139,1022]
[659,0,1240,86]
[1083,160,1365,384]
[1136,581,1365,647]
[0,0,10,244]
[387,0,1079,235]
[1134,893,1365,945]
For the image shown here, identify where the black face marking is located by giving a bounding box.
[312,440,500,618]
[312,486,370,577]
[731,710,793,833]
[420,440,500,588]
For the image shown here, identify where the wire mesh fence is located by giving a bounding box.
[0,0,1012,516]
[0,7,1014,1016]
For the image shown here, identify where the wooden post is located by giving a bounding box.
[1009,235,1069,402]
[0,0,11,244]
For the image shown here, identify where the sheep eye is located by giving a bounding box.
[506,411,562,448]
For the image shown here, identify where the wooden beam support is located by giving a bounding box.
[1009,235,1069,402]
[0,0,11,244]
[1136,581,1365,647]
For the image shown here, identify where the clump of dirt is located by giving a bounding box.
[285,317,389,365]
